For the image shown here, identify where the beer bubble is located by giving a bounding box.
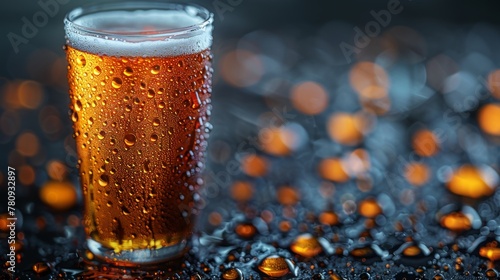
[110,139,116,145]
[106,201,112,207]
[140,82,146,89]
[123,67,133,77]
[124,134,137,147]
[93,66,101,75]
[112,148,118,154]
[77,55,86,66]
[158,101,166,108]
[98,131,106,140]
[147,89,155,98]
[98,174,109,187]
[167,66,173,73]
[168,127,174,135]
[110,168,116,174]
[111,78,122,89]
[125,105,132,112]
[151,65,160,74]
[133,97,140,105]
[150,134,158,142]
[178,60,184,68]
[158,88,165,95]
[75,100,82,111]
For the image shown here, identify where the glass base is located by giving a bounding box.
[87,238,188,267]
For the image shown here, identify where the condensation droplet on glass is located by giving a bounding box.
[124,134,136,147]
[98,174,109,187]
[112,77,122,89]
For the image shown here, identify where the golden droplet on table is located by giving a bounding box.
[403,245,422,257]
[440,212,471,232]
[221,268,243,280]
[447,164,497,199]
[277,186,300,206]
[290,234,323,258]
[480,245,500,261]
[32,262,50,274]
[234,223,257,239]
[258,255,290,278]
[318,210,339,226]
[358,198,382,218]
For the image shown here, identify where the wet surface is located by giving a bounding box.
[3,4,500,279]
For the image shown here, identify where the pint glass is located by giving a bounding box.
[64,2,213,265]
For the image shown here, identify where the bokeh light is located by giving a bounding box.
[290,81,329,115]
[412,129,440,157]
[447,165,498,199]
[16,132,40,157]
[327,112,366,146]
[478,103,500,136]
[39,181,78,211]
[220,50,264,88]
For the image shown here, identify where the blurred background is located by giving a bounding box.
[3,0,500,278]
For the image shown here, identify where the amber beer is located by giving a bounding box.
[64,3,213,265]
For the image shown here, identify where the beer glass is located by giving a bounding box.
[64,2,213,265]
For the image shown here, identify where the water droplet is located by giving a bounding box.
[158,101,166,109]
[235,223,257,239]
[98,174,109,187]
[440,212,472,232]
[358,198,382,218]
[221,268,242,280]
[123,67,133,76]
[71,112,79,122]
[258,255,291,278]
[121,206,130,215]
[32,262,50,274]
[191,91,201,109]
[290,234,323,258]
[167,66,173,72]
[93,66,101,75]
[151,65,160,74]
[75,100,82,111]
[98,131,106,140]
[124,134,136,147]
[147,89,155,98]
[77,55,86,66]
[153,118,160,126]
[150,134,158,142]
[112,78,122,89]
[486,268,499,279]
[319,210,339,226]
[168,127,174,135]
[106,201,112,207]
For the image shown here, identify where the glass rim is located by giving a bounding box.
[64,1,213,39]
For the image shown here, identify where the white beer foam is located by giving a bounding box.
[66,10,212,57]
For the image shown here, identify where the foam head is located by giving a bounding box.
[65,4,213,57]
